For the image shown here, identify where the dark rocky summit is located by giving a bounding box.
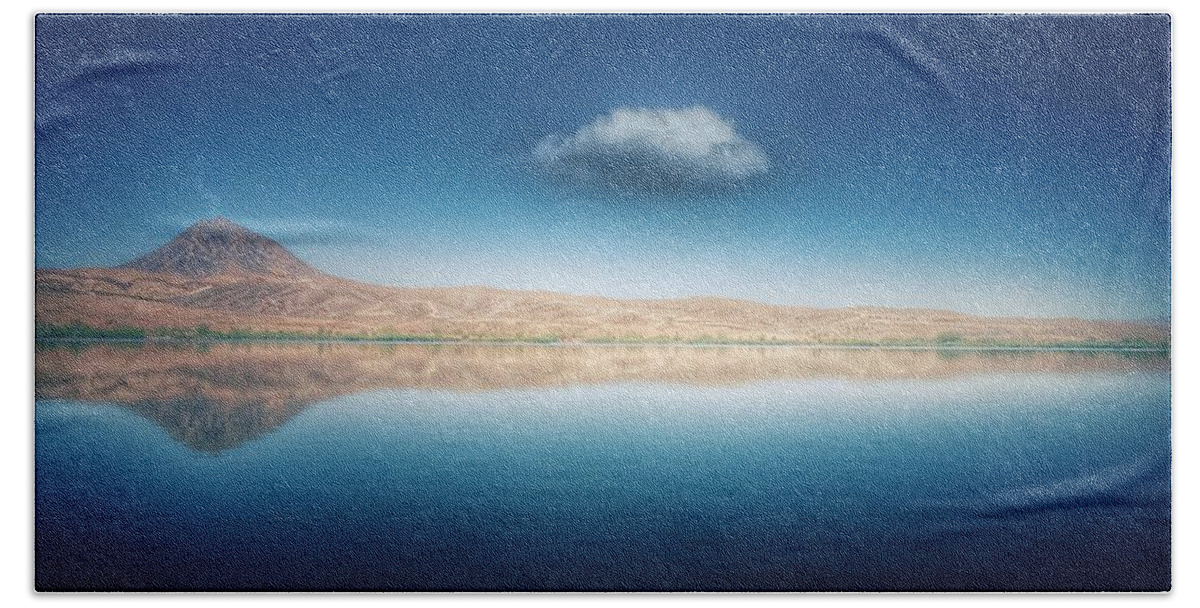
[119,217,321,278]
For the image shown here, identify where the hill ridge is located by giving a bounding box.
[36,219,1170,346]
[119,217,320,279]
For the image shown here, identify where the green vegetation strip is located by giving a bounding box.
[34,323,556,344]
[34,323,1169,351]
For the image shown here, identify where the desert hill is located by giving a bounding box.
[35,219,1169,346]
[118,217,321,278]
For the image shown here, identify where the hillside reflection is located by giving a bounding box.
[35,342,1168,453]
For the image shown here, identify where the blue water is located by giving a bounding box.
[36,361,1170,591]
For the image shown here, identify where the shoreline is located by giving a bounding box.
[32,336,1172,353]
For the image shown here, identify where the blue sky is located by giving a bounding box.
[34,14,1170,320]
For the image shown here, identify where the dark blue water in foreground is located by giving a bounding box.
[36,354,1170,591]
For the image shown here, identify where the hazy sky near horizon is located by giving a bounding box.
[35,14,1170,320]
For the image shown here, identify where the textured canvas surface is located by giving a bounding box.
[34,13,1171,592]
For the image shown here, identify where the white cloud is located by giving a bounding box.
[533,107,769,194]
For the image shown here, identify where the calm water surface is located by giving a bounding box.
[35,343,1170,591]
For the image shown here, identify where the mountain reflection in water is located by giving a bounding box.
[35,342,1168,453]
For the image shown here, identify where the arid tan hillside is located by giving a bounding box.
[35,266,1169,345]
[35,219,1169,345]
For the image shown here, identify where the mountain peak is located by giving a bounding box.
[190,216,246,233]
[119,218,321,279]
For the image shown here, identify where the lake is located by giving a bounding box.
[34,342,1170,591]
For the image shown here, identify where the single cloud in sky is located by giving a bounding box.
[533,107,769,195]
